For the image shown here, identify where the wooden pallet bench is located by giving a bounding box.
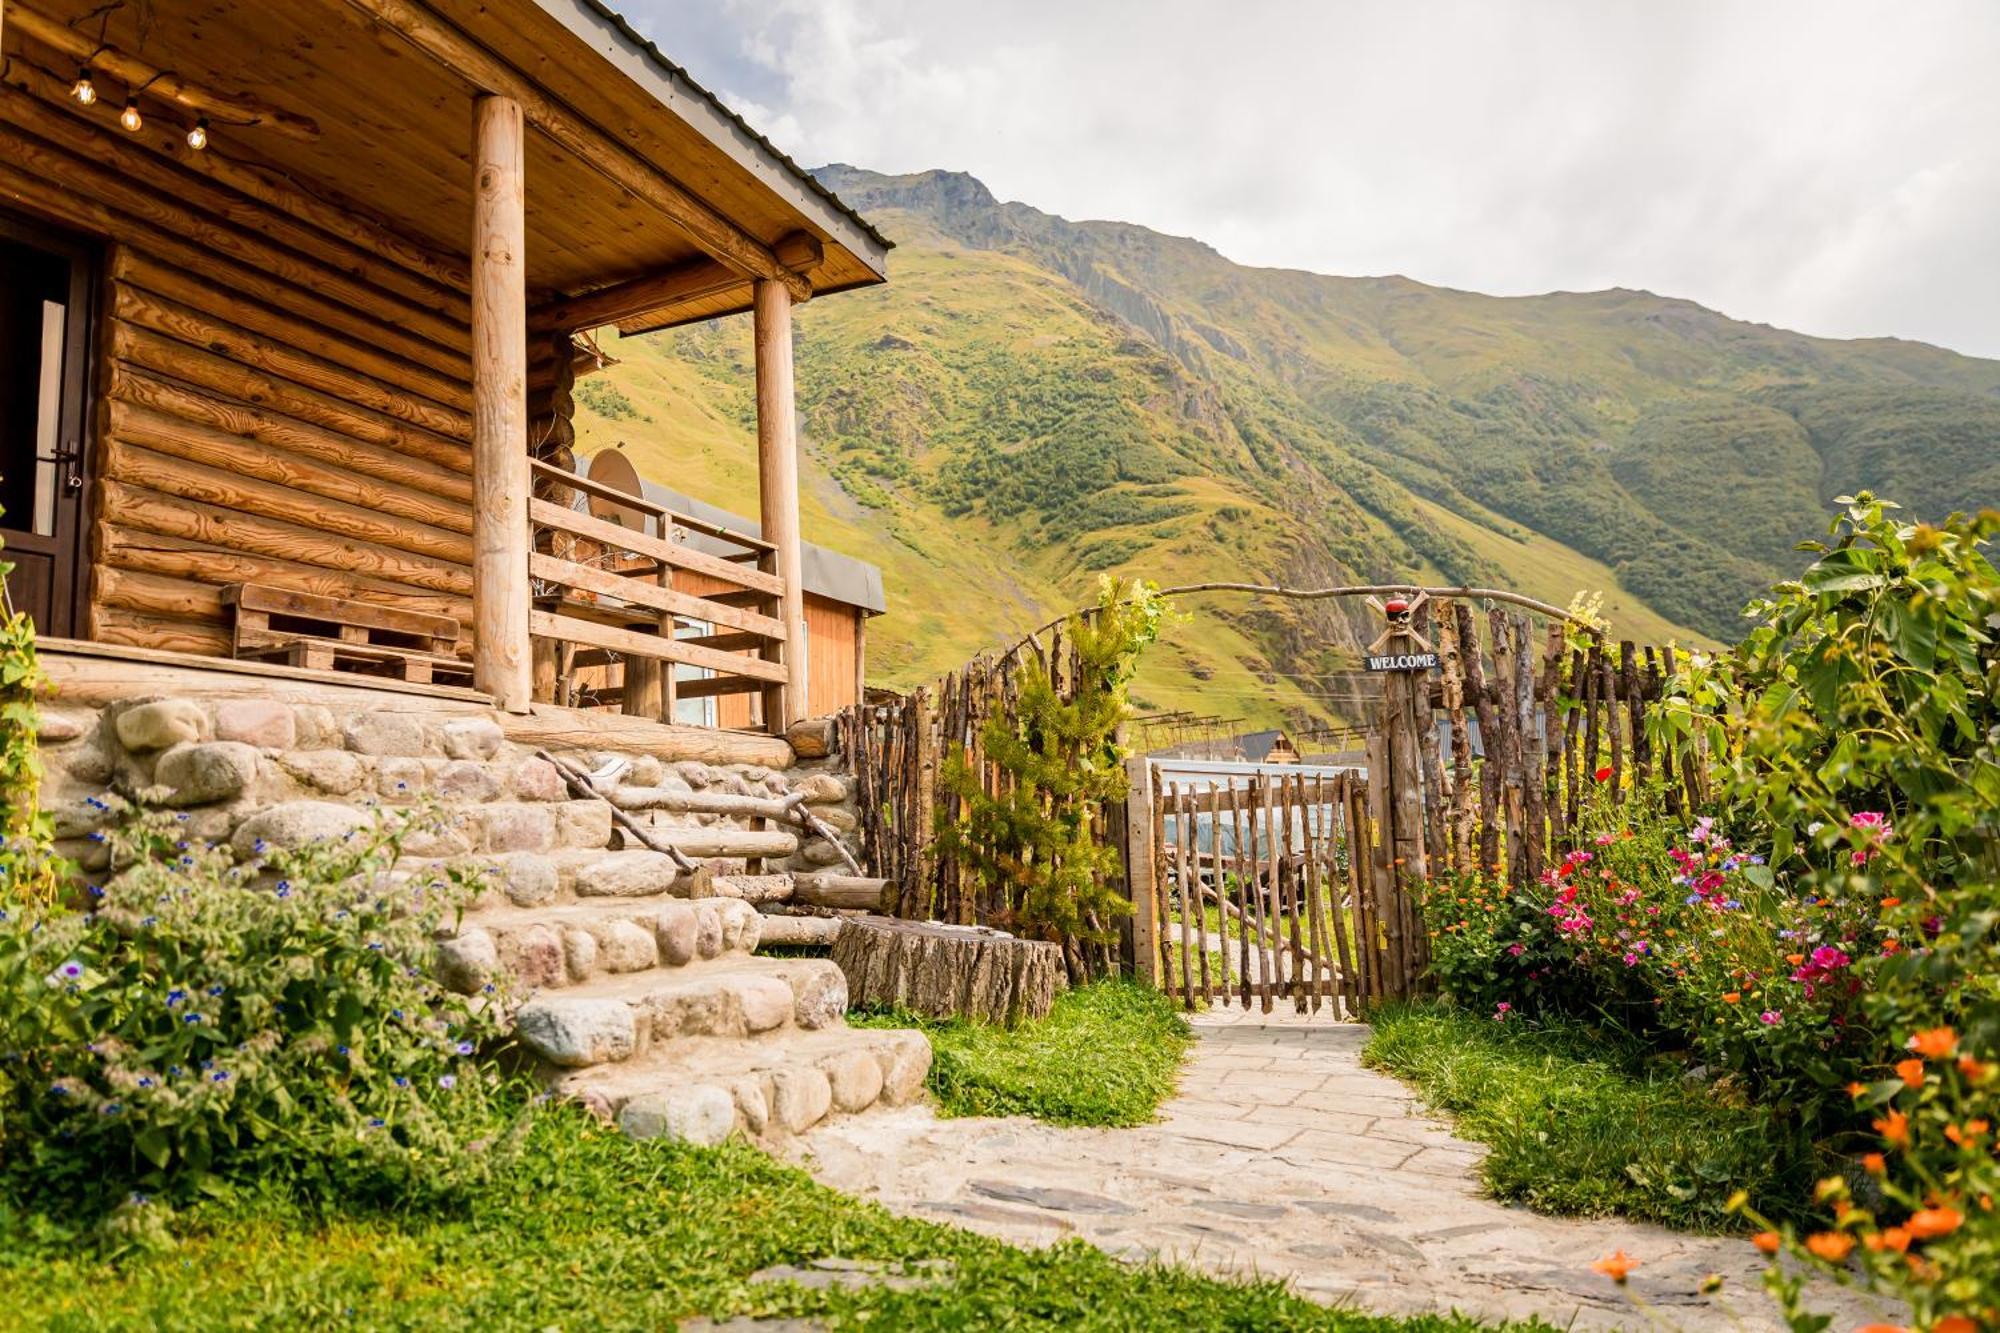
[222,584,471,686]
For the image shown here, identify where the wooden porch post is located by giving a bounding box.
[470,94,533,712]
[754,277,807,733]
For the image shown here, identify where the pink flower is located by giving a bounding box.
[1493,1002,1512,1021]
[1507,943,1526,957]
[1759,1010,1783,1025]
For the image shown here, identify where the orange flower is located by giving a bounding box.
[1959,1055,1989,1080]
[1904,1206,1962,1239]
[1896,1057,1927,1089]
[1864,1227,1911,1253]
[1723,991,1741,1004]
[1876,1110,1910,1145]
[1862,1152,1886,1174]
[1804,1231,1854,1262]
[1934,1318,1978,1333]
[1881,939,1903,955]
[1751,1231,1782,1254]
[1908,1027,1958,1059]
[1879,896,1902,908]
[1853,1325,1909,1333]
[1591,1250,1640,1283]
[1786,953,1806,966]
[1849,1081,1869,1098]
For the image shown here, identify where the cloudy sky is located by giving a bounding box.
[624,0,2000,359]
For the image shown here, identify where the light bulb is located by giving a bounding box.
[72,69,97,105]
[187,118,209,150]
[119,100,143,132]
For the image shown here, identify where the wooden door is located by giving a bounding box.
[0,213,95,637]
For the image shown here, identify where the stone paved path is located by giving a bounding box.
[789,1005,1894,1330]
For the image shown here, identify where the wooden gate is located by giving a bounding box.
[1142,768,1422,1015]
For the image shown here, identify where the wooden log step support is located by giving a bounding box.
[619,827,798,861]
[610,785,796,820]
[711,874,795,905]
[831,916,1063,1027]
[793,874,897,912]
[753,912,843,948]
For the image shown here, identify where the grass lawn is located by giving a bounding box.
[849,979,1195,1126]
[0,1105,1551,1332]
[1362,1001,1818,1231]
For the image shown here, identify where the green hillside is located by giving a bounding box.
[572,167,2000,728]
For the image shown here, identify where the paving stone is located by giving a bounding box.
[1367,1116,1469,1149]
[1197,1198,1290,1221]
[1295,1200,1400,1224]
[968,1181,1134,1215]
[1283,1128,1421,1170]
[1162,1098,1253,1121]
[1401,1145,1489,1176]
[1241,1103,1377,1134]
[1162,1116,1301,1151]
[918,1200,1075,1233]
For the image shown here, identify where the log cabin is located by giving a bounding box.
[0,0,892,739]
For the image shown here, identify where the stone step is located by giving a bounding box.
[510,954,850,1068]
[556,1024,933,1143]
[435,896,764,994]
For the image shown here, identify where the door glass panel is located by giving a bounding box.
[33,300,64,536]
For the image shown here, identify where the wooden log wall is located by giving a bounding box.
[0,67,577,659]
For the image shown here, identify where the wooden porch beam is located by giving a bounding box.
[339,0,810,302]
[470,93,533,712]
[529,256,740,333]
[754,277,808,733]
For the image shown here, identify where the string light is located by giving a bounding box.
[71,68,98,105]
[186,117,209,151]
[119,99,143,132]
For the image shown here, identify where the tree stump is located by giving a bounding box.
[831,917,1063,1027]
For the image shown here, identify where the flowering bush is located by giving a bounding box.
[1418,871,1582,1018]
[0,806,520,1215]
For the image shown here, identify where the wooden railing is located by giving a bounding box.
[526,459,787,724]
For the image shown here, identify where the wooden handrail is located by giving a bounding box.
[529,498,783,596]
[527,553,784,639]
[528,459,775,553]
[529,611,787,681]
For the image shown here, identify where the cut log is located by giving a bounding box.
[794,874,896,912]
[831,916,1063,1027]
[787,716,835,759]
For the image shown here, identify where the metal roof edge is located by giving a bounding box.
[530,0,894,277]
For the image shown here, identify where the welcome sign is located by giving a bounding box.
[1364,652,1439,673]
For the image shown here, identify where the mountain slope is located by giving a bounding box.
[573,167,2000,726]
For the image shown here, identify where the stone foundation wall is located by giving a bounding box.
[38,691,858,887]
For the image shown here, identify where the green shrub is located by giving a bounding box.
[1365,1001,1820,1231]
[0,807,519,1215]
[934,579,1169,969]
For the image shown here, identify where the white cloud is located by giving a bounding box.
[629,0,2000,358]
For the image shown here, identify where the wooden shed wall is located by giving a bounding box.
[0,77,532,659]
[672,570,864,724]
